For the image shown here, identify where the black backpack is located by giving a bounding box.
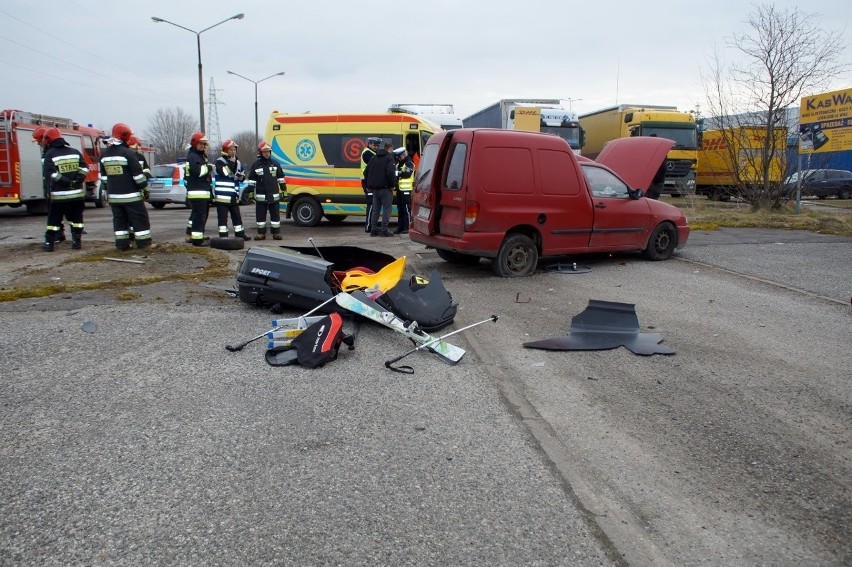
[265,313,354,368]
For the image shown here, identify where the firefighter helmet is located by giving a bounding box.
[190,132,209,148]
[258,141,272,152]
[111,123,133,142]
[43,127,62,144]
[128,135,141,149]
[32,126,48,143]
[222,139,238,152]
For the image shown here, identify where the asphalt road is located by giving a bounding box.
[1,205,850,565]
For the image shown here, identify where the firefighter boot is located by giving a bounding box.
[236,231,251,241]
[57,223,66,242]
[272,229,283,240]
[71,237,82,250]
[43,231,56,252]
[253,228,266,241]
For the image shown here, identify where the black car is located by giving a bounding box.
[791,169,852,199]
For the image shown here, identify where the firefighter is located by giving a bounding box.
[214,139,250,240]
[247,141,287,240]
[128,136,152,180]
[392,146,414,234]
[100,123,153,250]
[361,137,381,233]
[41,127,87,251]
[32,126,67,243]
[184,132,214,246]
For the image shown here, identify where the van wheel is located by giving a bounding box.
[492,234,538,277]
[326,215,347,224]
[437,248,481,266]
[292,197,322,227]
[643,222,677,261]
[94,183,107,208]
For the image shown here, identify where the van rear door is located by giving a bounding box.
[411,130,457,236]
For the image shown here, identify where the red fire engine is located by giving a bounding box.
[0,109,109,213]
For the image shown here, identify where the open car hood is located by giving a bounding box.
[595,137,675,190]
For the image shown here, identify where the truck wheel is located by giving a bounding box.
[492,234,538,277]
[437,248,481,266]
[643,222,677,261]
[292,197,322,227]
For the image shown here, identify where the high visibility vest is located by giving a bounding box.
[360,148,375,177]
[397,162,414,192]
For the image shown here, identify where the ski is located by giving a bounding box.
[335,291,466,364]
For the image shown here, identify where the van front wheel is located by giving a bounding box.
[292,197,322,227]
[492,234,538,277]
[643,222,677,261]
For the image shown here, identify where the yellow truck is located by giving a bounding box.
[696,126,787,201]
[264,112,439,226]
[579,105,699,196]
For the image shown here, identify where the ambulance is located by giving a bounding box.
[264,112,440,227]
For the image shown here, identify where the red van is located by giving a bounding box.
[409,128,690,277]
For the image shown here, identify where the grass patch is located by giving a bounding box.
[0,244,234,303]
[116,290,141,301]
[669,197,852,237]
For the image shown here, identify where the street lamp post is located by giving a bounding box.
[227,71,286,143]
[151,13,244,132]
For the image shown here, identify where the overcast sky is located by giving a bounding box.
[2,0,850,142]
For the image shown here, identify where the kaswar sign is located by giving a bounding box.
[799,88,852,154]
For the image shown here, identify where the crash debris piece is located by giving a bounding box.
[523,299,675,356]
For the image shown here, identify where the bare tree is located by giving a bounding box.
[701,3,848,209]
[144,107,198,164]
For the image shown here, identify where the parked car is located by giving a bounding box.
[786,169,852,199]
[147,162,251,208]
[147,163,189,208]
[409,129,690,277]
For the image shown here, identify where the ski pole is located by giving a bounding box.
[225,295,337,352]
[384,315,498,374]
[308,237,325,261]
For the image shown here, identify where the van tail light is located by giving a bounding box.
[172,168,181,185]
[464,200,480,227]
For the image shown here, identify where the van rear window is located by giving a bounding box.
[444,143,467,191]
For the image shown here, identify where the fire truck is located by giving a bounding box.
[0,109,109,213]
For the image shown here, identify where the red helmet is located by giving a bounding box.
[222,139,237,152]
[43,127,62,144]
[258,141,271,152]
[190,132,209,148]
[128,135,141,149]
[111,123,133,142]
[32,126,48,143]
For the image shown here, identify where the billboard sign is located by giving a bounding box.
[798,88,852,154]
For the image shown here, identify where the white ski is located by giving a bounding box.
[335,291,466,364]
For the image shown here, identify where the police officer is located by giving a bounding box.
[248,141,287,240]
[41,127,87,251]
[214,139,250,240]
[99,123,153,250]
[392,146,414,234]
[185,132,213,246]
[361,137,381,233]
